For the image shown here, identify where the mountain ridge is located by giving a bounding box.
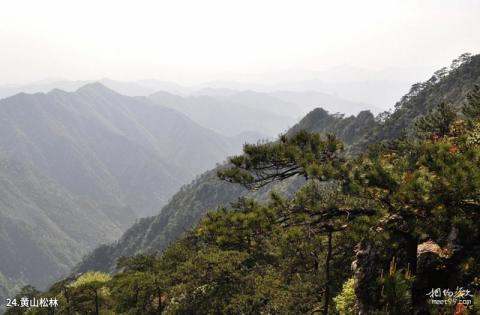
[75,54,480,275]
[0,83,253,302]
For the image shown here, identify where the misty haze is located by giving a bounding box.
[0,1,479,314]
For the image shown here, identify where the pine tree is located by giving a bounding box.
[414,102,457,137]
[463,85,480,121]
[219,132,376,314]
[69,272,111,315]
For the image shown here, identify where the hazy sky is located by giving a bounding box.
[1,0,479,85]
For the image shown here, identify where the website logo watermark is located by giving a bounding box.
[426,287,473,306]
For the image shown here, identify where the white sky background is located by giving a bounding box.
[1,0,479,85]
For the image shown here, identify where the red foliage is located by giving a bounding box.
[449,144,458,153]
[454,303,466,315]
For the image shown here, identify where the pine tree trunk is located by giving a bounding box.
[157,289,162,314]
[406,234,418,314]
[64,288,70,315]
[94,290,99,315]
[353,241,381,314]
[323,230,333,315]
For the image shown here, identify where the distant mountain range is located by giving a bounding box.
[0,79,378,138]
[1,63,439,112]
[192,64,436,109]
[0,83,260,299]
[0,74,385,116]
[149,91,295,137]
[0,79,185,100]
[148,89,378,138]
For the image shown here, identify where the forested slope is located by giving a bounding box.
[77,54,480,277]
[360,53,480,146]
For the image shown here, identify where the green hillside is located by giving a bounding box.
[360,53,480,146]
[74,110,373,274]
[0,83,248,306]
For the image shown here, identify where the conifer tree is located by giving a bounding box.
[463,85,480,121]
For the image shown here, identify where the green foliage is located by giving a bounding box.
[68,272,112,315]
[334,278,358,315]
[415,102,457,137]
[76,168,250,274]
[218,130,345,189]
[360,53,480,150]
[70,272,111,289]
[378,258,413,315]
[463,85,480,120]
